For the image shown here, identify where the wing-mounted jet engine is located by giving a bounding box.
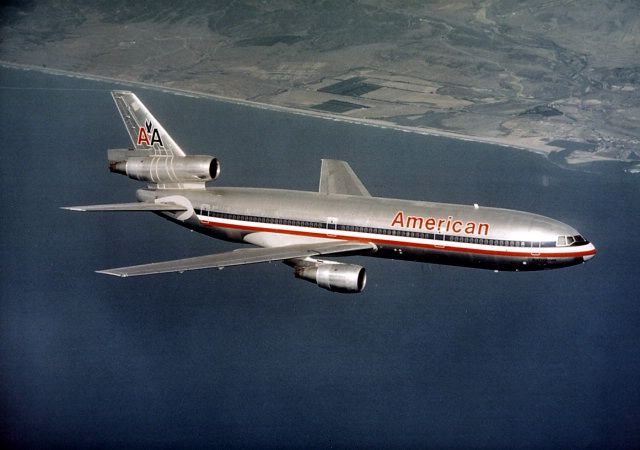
[293,261,367,294]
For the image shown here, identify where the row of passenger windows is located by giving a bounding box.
[194,208,555,248]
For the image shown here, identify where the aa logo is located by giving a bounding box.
[137,120,164,147]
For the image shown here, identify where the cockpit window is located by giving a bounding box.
[557,234,589,247]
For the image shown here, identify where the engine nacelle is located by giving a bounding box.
[295,263,367,293]
[109,153,220,184]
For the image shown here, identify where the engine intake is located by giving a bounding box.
[109,153,220,185]
[295,263,367,293]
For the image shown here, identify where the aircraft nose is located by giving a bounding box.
[583,243,597,262]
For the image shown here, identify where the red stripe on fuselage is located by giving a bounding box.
[199,219,596,259]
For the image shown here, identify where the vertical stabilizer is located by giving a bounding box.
[111,91,186,157]
[108,91,219,189]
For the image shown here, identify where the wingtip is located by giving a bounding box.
[96,269,128,278]
[61,206,86,211]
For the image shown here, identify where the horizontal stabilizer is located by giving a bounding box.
[319,159,371,196]
[97,241,376,277]
[62,202,187,212]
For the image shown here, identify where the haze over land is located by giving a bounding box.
[2,0,639,165]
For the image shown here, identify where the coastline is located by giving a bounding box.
[0,61,629,169]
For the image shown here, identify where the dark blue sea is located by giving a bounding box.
[1,66,639,448]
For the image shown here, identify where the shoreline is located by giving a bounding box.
[0,61,626,168]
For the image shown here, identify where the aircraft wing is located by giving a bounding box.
[319,159,371,196]
[97,241,376,277]
[62,202,187,212]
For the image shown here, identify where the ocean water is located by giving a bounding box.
[1,67,639,448]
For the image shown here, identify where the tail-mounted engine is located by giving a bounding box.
[295,262,367,293]
[108,149,220,188]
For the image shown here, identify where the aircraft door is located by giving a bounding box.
[530,240,541,256]
[435,229,445,248]
[326,217,338,237]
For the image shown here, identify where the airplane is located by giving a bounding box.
[64,91,597,293]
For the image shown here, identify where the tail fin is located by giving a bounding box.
[111,91,186,157]
[108,91,219,189]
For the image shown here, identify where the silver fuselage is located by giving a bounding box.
[138,187,596,272]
